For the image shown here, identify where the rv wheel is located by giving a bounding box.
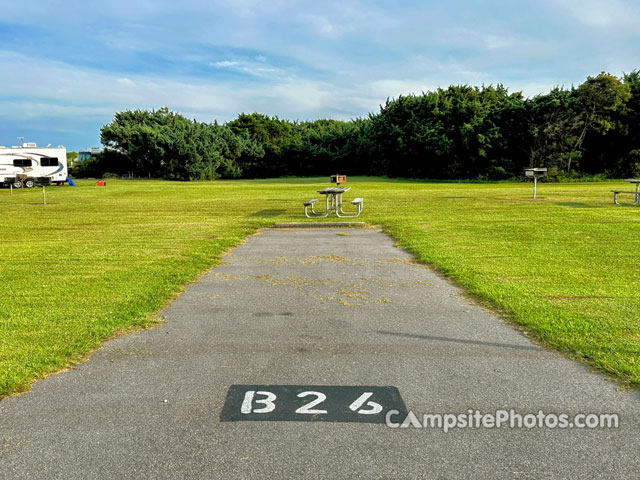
[12,182,22,189]
[24,179,35,188]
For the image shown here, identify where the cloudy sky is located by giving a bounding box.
[0,0,639,150]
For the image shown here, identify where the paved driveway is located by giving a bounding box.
[1,228,638,479]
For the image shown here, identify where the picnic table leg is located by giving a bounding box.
[337,193,352,216]
[314,196,330,218]
[304,196,331,218]
[336,208,361,218]
[338,196,346,215]
[330,193,339,215]
[338,196,351,215]
[336,200,362,217]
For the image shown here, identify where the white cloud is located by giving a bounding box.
[483,34,515,50]
[509,80,571,99]
[270,80,336,111]
[302,14,341,38]
[0,101,109,121]
[211,61,239,67]
[209,59,284,78]
[366,80,433,99]
[439,27,553,55]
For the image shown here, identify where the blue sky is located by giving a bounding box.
[0,0,639,150]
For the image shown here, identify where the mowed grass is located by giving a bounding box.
[0,177,639,396]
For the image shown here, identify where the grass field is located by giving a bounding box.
[1,177,639,397]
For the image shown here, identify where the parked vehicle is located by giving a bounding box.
[0,143,68,188]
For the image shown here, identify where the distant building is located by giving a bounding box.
[77,147,104,163]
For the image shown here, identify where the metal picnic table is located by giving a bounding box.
[304,176,363,218]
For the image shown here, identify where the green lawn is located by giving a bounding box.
[1,177,639,396]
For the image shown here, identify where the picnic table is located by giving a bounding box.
[304,182,363,218]
[611,179,640,205]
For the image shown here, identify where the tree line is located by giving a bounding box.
[74,70,640,180]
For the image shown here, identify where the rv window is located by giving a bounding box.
[41,158,59,167]
[13,159,33,167]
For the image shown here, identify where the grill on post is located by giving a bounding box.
[524,167,548,199]
[330,174,347,186]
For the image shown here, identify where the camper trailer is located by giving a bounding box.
[0,143,68,188]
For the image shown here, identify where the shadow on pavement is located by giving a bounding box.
[375,330,541,351]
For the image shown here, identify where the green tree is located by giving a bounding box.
[100,108,263,180]
[365,85,523,179]
[569,72,631,172]
[227,113,299,177]
[521,88,581,172]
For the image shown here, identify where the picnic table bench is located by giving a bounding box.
[611,179,640,205]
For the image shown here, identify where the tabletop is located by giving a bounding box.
[318,187,351,194]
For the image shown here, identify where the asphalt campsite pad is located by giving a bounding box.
[0,227,639,479]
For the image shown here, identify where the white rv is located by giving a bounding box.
[0,143,68,188]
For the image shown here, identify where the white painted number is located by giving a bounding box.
[238,389,384,416]
[241,390,277,414]
[349,392,383,415]
[295,391,328,414]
